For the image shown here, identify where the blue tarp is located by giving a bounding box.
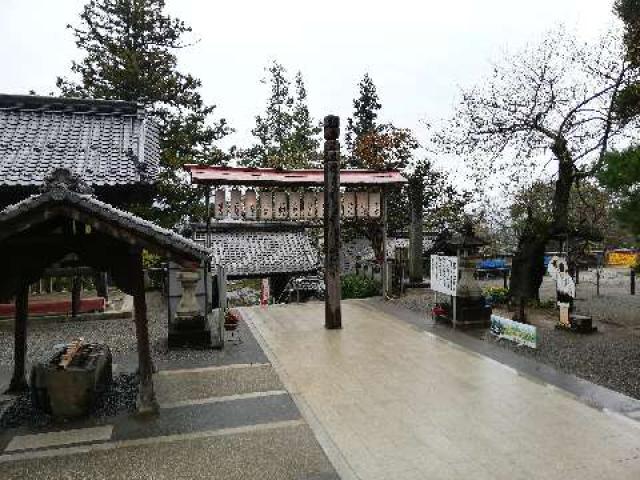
[476,258,507,270]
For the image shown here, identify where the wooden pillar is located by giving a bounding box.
[381,189,389,299]
[131,251,158,414]
[7,284,29,393]
[323,115,342,329]
[204,185,211,314]
[94,272,109,301]
[409,174,424,284]
[71,275,81,318]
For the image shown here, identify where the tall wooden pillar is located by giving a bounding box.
[381,189,389,299]
[8,283,29,393]
[131,251,158,414]
[409,173,424,284]
[323,115,342,329]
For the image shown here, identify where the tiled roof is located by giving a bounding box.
[0,94,160,187]
[0,184,209,262]
[204,230,319,277]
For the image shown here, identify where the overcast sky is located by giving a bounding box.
[0,0,619,169]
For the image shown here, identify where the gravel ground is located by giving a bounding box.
[0,373,138,430]
[394,270,640,400]
[0,292,230,373]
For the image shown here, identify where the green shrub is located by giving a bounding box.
[341,274,380,299]
[484,286,509,305]
[142,250,162,269]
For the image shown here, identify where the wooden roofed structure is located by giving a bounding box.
[186,146,408,325]
[0,169,209,413]
[185,164,407,187]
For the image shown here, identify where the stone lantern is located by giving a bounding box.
[168,265,213,348]
[175,269,201,320]
[447,221,491,327]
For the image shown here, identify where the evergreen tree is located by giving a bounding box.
[57,0,230,227]
[345,73,382,166]
[245,62,319,168]
[598,2,640,238]
[290,72,321,166]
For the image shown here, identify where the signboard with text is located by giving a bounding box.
[430,255,458,296]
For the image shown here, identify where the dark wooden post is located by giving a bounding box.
[71,275,81,318]
[381,190,389,299]
[503,269,508,290]
[204,185,211,313]
[596,269,600,296]
[324,115,342,329]
[131,251,158,414]
[94,272,109,302]
[631,268,636,296]
[409,174,424,284]
[7,283,29,393]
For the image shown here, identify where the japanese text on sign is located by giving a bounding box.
[430,255,458,296]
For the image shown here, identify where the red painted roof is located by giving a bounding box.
[185,165,407,187]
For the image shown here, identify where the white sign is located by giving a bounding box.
[430,255,458,296]
[214,189,226,219]
[356,191,369,218]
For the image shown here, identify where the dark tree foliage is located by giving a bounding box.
[345,73,382,165]
[244,61,320,168]
[599,1,640,237]
[438,28,639,302]
[57,0,230,227]
[599,147,640,237]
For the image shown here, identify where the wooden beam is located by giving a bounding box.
[323,115,342,329]
[130,251,158,415]
[7,283,29,393]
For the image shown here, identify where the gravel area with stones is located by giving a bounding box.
[393,270,640,400]
[0,292,229,372]
[0,373,138,430]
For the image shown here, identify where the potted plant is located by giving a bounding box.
[431,303,451,322]
[224,309,240,331]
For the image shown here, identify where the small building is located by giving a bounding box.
[190,221,319,300]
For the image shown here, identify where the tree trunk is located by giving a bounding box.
[550,139,575,236]
[509,228,548,316]
[510,138,575,306]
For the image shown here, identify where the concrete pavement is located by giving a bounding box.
[244,300,640,480]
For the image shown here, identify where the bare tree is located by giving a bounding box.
[437,27,640,313]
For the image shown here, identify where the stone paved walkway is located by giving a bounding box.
[244,300,640,480]
[0,320,338,480]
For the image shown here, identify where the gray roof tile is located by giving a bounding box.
[202,230,319,277]
[0,94,159,187]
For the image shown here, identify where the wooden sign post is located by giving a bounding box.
[324,115,342,329]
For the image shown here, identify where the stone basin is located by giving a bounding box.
[30,343,112,419]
